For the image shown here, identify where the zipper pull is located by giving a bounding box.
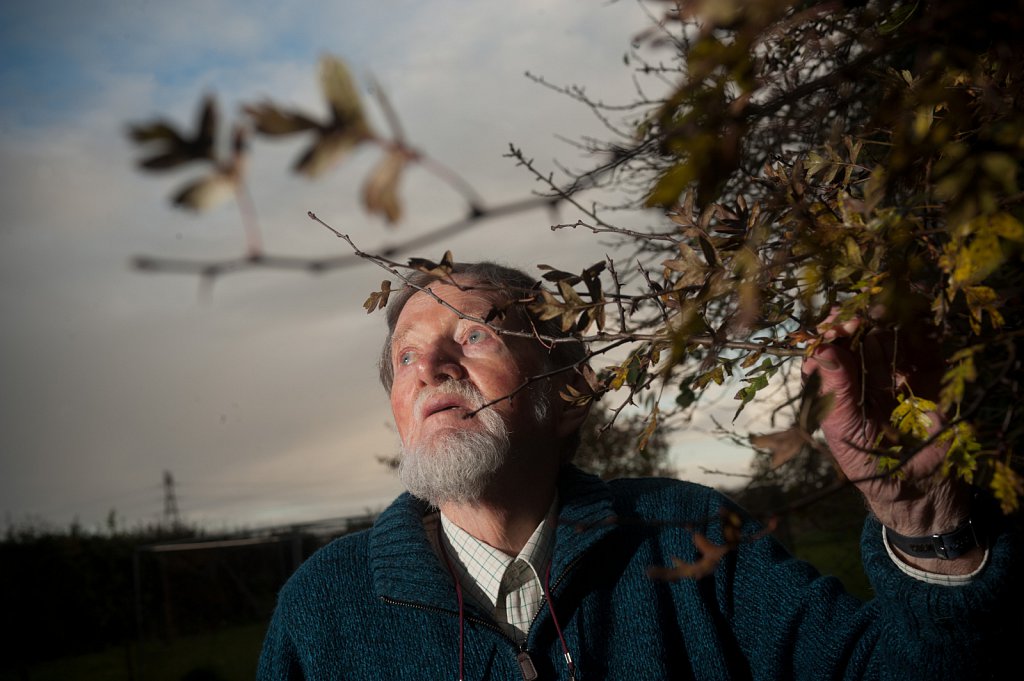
[516,650,538,681]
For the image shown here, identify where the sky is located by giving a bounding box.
[0,0,761,532]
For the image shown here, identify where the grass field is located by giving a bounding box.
[2,622,266,681]
[790,529,873,601]
[3,524,871,680]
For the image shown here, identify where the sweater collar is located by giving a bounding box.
[368,465,617,608]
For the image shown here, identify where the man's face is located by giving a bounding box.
[388,282,550,457]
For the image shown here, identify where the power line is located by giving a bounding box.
[162,470,182,530]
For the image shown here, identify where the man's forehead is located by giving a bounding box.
[393,281,505,332]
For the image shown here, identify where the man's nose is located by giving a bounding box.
[416,344,466,385]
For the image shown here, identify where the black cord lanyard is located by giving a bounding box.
[437,520,577,681]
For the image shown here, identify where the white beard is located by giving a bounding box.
[397,380,550,506]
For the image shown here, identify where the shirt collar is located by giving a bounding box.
[369,465,618,610]
[438,497,558,612]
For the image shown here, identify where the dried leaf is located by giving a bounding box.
[698,235,719,268]
[484,301,511,323]
[128,121,182,144]
[267,55,375,178]
[362,150,409,224]
[362,280,392,314]
[647,533,729,581]
[408,250,455,278]
[797,370,832,434]
[750,427,806,469]
[559,384,595,407]
[581,263,605,331]
[172,172,236,211]
[129,95,218,170]
[663,244,707,287]
[739,349,764,369]
[531,281,586,332]
[244,101,319,135]
[638,405,659,452]
[557,280,585,307]
[295,131,364,178]
[538,264,581,285]
[693,365,725,389]
[320,54,367,127]
[580,364,602,393]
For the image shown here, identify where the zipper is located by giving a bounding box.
[522,552,586,635]
[381,552,587,679]
[506,553,586,680]
[382,595,534,678]
[380,594,518,643]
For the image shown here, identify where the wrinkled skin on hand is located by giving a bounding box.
[801,312,981,572]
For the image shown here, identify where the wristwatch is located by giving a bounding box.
[884,519,980,560]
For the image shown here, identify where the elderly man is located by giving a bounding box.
[258,262,1016,680]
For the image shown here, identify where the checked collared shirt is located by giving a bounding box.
[424,499,558,644]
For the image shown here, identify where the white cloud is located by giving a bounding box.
[0,0,759,531]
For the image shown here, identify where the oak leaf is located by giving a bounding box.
[362,280,392,314]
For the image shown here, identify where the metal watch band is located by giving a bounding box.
[884,519,979,560]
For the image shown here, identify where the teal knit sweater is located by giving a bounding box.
[258,467,1017,679]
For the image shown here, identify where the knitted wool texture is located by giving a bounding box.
[258,466,1018,680]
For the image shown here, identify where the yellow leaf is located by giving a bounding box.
[939,350,977,411]
[986,212,1024,241]
[693,365,725,389]
[638,406,659,452]
[912,106,934,141]
[876,451,905,479]
[646,163,698,208]
[943,212,1024,290]
[991,461,1023,514]
[938,421,981,483]
[889,394,937,440]
[740,349,764,369]
[963,285,1004,334]
[609,365,628,391]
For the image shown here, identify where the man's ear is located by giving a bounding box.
[554,367,594,439]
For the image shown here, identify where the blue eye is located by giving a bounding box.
[399,351,414,366]
[467,329,486,344]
